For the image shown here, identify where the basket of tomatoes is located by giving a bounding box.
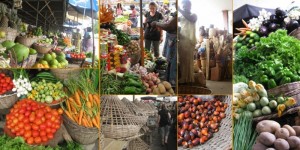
[0,72,17,110]
[67,52,86,64]
[4,99,63,146]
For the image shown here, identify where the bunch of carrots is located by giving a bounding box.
[62,69,100,128]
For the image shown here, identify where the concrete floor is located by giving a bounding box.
[150,125,177,150]
[206,80,233,95]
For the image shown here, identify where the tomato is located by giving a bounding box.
[17,122,24,128]
[27,137,34,145]
[36,110,44,118]
[40,130,47,137]
[12,118,18,124]
[34,137,42,144]
[57,108,63,115]
[24,130,32,138]
[32,124,39,131]
[34,119,42,125]
[29,113,36,122]
[6,124,11,129]
[39,124,46,130]
[24,124,31,131]
[32,130,39,137]
[47,133,54,140]
[18,129,25,136]
[24,111,31,117]
[46,128,52,133]
[18,114,25,121]
[50,116,56,122]
[31,105,38,111]
[11,128,16,134]
[45,120,52,127]
[0,79,4,83]
[23,117,29,124]
[0,73,5,77]
[41,116,46,122]
[41,136,48,142]
[51,128,57,134]
[26,106,32,111]
[18,108,26,114]
[45,113,52,119]
[45,107,51,112]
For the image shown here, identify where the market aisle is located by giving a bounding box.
[150,126,177,150]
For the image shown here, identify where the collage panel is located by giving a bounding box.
[177,95,232,149]
[177,0,233,95]
[233,0,300,150]
[0,68,100,149]
[100,95,177,150]
[0,0,99,69]
[100,0,177,95]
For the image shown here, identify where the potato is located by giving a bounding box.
[168,88,175,95]
[283,125,296,136]
[292,126,300,136]
[275,128,290,139]
[162,81,172,90]
[256,120,281,134]
[153,88,159,94]
[287,136,300,148]
[274,138,290,150]
[258,132,276,146]
[252,142,268,150]
[158,83,166,94]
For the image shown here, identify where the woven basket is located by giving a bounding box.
[0,27,18,43]
[178,85,212,94]
[128,137,150,150]
[15,36,38,47]
[289,27,300,40]
[0,93,18,110]
[178,95,232,150]
[133,100,154,116]
[63,113,99,144]
[101,96,141,139]
[121,98,148,125]
[267,82,300,105]
[128,51,141,65]
[252,106,300,123]
[33,44,52,54]
[50,69,81,81]
[100,130,104,150]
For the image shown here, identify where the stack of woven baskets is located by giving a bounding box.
[101,96,141,139]
[121,98,148,125]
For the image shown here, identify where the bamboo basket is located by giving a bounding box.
[33,43,52,54]
[178,95,232,150]
[0,27,18,43]
[101,96,141,139]
[267,81,300,105]
[128,137,150,150]
[121,98,148,125]
[0,93,18,110]
[133,100,154,116]
[178,85,212,94]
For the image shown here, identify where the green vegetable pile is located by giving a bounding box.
[122,73,146,94]
[0,135,83,150]
[235,29,300,89]
[109,24,130,45]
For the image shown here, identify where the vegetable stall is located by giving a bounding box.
[0,1,98,68]
[100,1,176,95]
[233,2,300,149]
[0,69,100,150]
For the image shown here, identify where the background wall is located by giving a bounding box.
[234,0,296,10]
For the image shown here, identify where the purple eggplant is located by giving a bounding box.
[269,23,278,31]
[259,25,269,36]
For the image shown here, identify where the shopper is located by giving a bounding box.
[82,27,93,52]
[129,4,138,28]
[151,7,177,86]
[157,104,171,146]
[178,0,197,84]
[73,28,81,52]
[116,3,123,16]
[143,2,163,58]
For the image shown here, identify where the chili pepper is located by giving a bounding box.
[268,79,277,89]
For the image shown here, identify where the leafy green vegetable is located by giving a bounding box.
[233,75,249,84]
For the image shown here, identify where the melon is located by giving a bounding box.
[2,40,15,49]
[10,43,29,63]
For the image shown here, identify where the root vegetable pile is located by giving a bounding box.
[177,96,228,148]
[5,99,63,145]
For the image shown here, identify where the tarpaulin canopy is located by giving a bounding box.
[68,0,99,19]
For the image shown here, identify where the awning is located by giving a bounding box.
[68,0,99,19]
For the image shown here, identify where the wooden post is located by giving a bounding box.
[222,10,228,31]
[140,0,144,66]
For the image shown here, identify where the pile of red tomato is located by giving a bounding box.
[70,52,86,60]
[0,73,14,95]
[5,99,63,145]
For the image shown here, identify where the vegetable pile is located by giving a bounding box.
[11,69,32,97]
[178,96,228,148]
[234,30,300,89]
[126,40,140,55]
[122,72,145,94]
[253,120,300,150]
[109,24,130,45]
[233,81,296,119]
[0,72,14,95]
[5,99,63,145]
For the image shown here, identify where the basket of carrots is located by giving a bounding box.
[62,69,100,145]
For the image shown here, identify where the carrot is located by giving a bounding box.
[88,93,93,102]
[93,94,100,107]
[65,111,74,121]
[92,117,99,128]
[82,118,89,127]
[96,115,100,127]
[66,99,71,111]
[78,109,84,125]
[74,91,81,106]
[86,101,92,109]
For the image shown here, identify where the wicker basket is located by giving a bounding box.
[0,93,18,110]
[33,44,52,54]
[8,51,37,68]
[0,27,18,43]
[133,100,154,116]
[63,113,99,144]
[121,98,148,125]
[101,96,141,139]
[50,69,81,81]
[15,36,38,47]
[128,137,150,150]
[100,130,105,150]
[178,96,232,150]
[178,85,212,94]
[252,106,300,123]
[128,51,141,66]
[289,27,300,40]
[267,82,300,105]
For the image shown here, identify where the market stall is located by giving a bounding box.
[100,95,177,150]
[0,69,100,150]
[0,1,99,68]
[100,1,176,95]
[233,1,300,149]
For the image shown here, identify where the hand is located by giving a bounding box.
[151,21,157,27]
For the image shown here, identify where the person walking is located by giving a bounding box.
[144,2,163,58]
[157,104,171,146]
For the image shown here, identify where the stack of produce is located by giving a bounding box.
[122,72,145,94]
[33,27,43,36]
[35,38,53,46]
[0,72,14,95]
[11,69,32,97]
[109,51,121,70]
[233,81,296,119]
[34,52,68,68]
[100,5,114,23]
[68,52,86,60]
[109,24,130,45]
[5,99,63,145]
[178,96,228,148]
[126,40,140,55]
[253,120,300,150]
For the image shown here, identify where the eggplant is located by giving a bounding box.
[269,14,278,22]
[275,7,287,18]
[287,20,299,33]
[268,23,278,31]
[263,20,271,26]
[259,25,269,36]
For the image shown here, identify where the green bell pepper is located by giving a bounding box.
[268,79,277,89]
[260,75,269,84]
[280,76,291,85]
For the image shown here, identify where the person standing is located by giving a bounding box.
[157,104,171,146]
[144,2,163,58]
[82,27,93,53]
[178,0,197,84]
[73,29,81,52]
[116,3,123,16]
[129,4,138,28]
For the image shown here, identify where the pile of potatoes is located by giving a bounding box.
[253,120,300,150]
